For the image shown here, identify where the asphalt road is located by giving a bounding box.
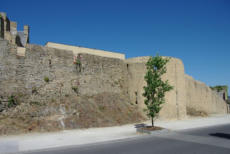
[23,124,230,154]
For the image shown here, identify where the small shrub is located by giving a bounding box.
[32,87,38,94]
[30,101,40,106]
[51,98,56,103]
[114,81,119,85]
[73,55,82,72]
[44,77,49,83]
[72,86,78,93]
[98,106,105,111]
[65,94,69,97]
[187,107,208,117]
[7,95,17,108]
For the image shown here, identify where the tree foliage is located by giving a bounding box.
[143,55,173,127]
[210,85,228,92]
[210,85,228,100]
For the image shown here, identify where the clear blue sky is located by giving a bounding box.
[2,0,230,91]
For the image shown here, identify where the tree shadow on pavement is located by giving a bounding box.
[210,133,230,140]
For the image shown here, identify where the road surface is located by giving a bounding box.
[22,124,230,154]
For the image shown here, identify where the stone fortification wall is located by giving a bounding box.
[185,75,228,115]
[125,56,187,120]
[125,56,228,120]
[0,38,228,135]
[0,40,143,135]
[45,42,125,60]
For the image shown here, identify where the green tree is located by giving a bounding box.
[143,55,173,127]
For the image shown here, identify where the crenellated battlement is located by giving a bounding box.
[0,12,29,47]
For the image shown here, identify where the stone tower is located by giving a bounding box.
[0,12,29,47]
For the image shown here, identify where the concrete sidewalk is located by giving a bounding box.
[0,114,229,154]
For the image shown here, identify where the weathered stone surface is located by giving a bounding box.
[45,42,125,60]
[125,56,228,120]
[125,57,187,120]
[185,75,228,115]
[0,39,228,135]
[0,41,144,135]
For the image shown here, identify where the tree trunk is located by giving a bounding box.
[151,117,154,127]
